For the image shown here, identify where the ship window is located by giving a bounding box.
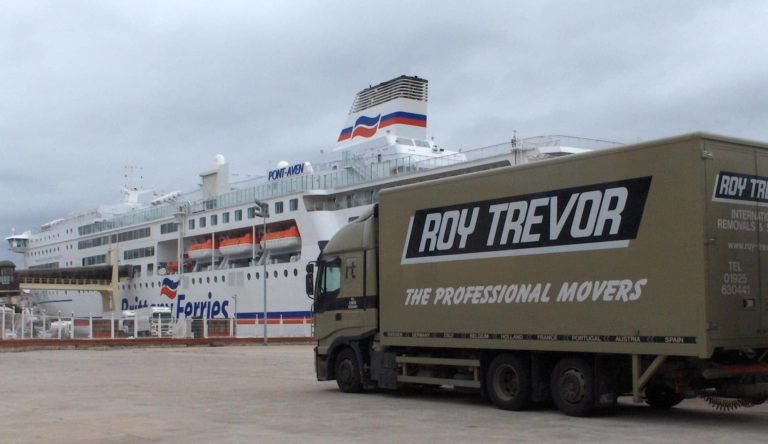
[206,277,210,283]
[214,276,218,283]
[247,273,251,280]
[293,268,298,277]
[275,201,284,214]
[189,219,195,230]
[211,214,218,226]
[284,270,288,277]
[199,217,206,228]
[222,212,230,224]
[235,210,243,221]
[256,272,260,280]
[289,199,298,211]
[273,270,278,278]
[124,246,155,260]
[247,207,255,219]
[82,254,106,267]
[160,222,178,235]
[222,275,226,283]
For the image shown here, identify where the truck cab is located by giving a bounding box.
[310,207,378,387]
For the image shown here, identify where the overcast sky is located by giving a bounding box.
[2,0,767,263]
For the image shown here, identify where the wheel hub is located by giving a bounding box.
[560,369,586,404]
[495,364,520,401]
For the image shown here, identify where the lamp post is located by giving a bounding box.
[254,200,269,345]
[174,209,186,278]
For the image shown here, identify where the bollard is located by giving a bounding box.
[111,312,115,339]
[279,314,284,337]
[1,304,5,341]
[89,313,93,339]
[58,312,62,340]
[134,313,138,338]
[203,313,209,339]
[21,310,25,339]
[71,313,75,339]
[229,317,234,337]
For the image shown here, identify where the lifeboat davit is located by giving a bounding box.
[188,239,220,261]
[261,226,301,254]
[219,233,259,256]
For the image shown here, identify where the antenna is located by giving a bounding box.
[123,165,144,192]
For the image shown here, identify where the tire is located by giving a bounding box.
[645,383,683,409]
[486,354,532,411]
[550,357,595,417]
[335,348,363,393]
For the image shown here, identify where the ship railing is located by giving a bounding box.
[0,306,313,341]
[69,135,623,235]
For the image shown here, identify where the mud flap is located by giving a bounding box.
[371,351,398,389]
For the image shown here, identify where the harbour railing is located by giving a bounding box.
[0,307,312,341]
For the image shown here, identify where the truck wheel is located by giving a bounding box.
[550,357,595,417]
[486,354,532,410]
[645,384,683,409]
[335,348,363,393]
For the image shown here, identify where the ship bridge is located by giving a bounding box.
[16,262,131,314]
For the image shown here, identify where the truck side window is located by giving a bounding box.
[315,257,341,312]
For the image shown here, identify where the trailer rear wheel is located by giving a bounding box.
[645,383,683,409]
[551,357,595,417]
[335,348,363,393]
[486,354,532,410]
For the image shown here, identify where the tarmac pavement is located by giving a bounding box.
[1,345,767,443]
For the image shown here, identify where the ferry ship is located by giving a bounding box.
[5,75,620,336]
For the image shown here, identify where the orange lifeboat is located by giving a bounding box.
[261,226,301,254]
[166,260,192,274]
[219,232,259,256]
[188,239,220,261]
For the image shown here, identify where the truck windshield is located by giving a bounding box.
[315,257,341,312]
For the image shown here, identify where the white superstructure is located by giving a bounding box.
[5,75,621,336]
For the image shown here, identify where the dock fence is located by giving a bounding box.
[0,306,312,341]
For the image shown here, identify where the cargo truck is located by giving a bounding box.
[307,133,768,416]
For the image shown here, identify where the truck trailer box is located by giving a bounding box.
[377,133,768,358]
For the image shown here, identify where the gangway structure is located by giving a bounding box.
[16,253,130,314]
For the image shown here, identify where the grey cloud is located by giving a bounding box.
[2,0,767,261]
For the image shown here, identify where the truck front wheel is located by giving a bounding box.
[550,357,595,417]
[486,354,532,410]
[335,348,363,393]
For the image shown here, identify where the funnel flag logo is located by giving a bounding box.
[161,278,180,300]
[338,111,426,142]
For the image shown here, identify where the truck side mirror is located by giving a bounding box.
[305,263,315,298]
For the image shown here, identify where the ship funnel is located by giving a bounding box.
[335,75,428,151]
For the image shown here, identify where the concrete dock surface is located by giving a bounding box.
[1,345,767,443]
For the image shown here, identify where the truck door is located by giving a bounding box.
[314,253,377,347]
[706,146,764,339]
[755,153,768,335]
